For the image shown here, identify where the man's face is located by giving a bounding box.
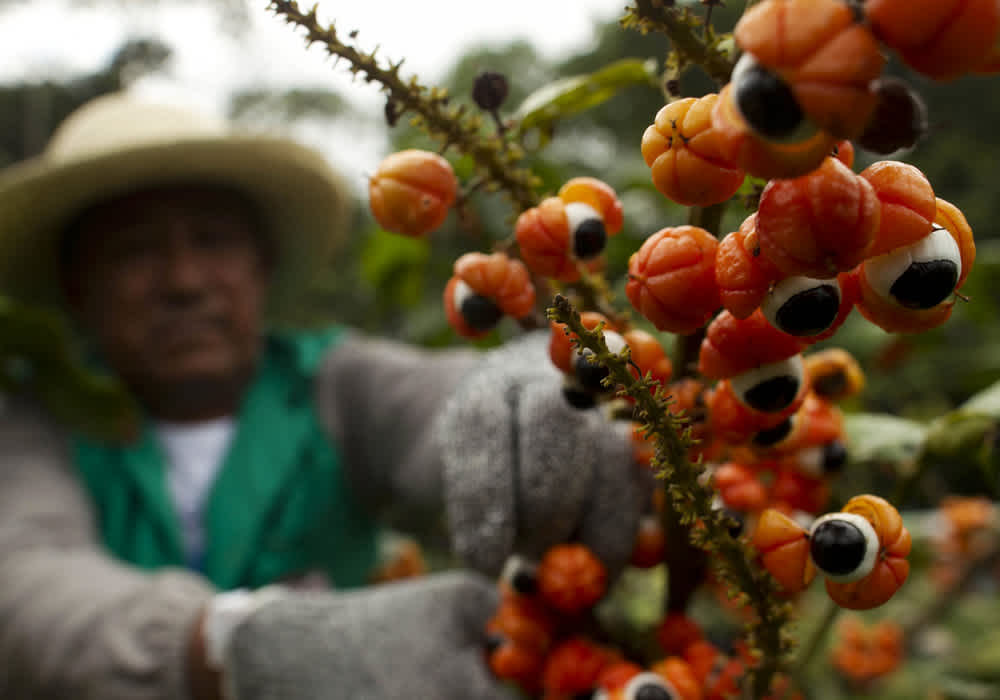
[64,184,272,419]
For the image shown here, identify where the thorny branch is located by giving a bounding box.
[623,0,736,89]
[268,0,542,212]
[549,294,794,699]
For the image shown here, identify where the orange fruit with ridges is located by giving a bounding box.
[756,156,881,278]
[626,226,721,334]
[642,94,746,207]
[369,149,458,237]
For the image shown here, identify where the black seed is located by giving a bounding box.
[723,508,746,538]
[510,569,537,595]
[572,218,607,260]
[575,351,611,393]
[733,63,806,142]
[810,519,867,577]
[742,375,800,413]
[562,385,597,410]
[857,77,928,154]
[472,71,509,111]
[775,284,840,336]
[635,684,677,700]
[890,260,958,309]
[753,417,793,447]
[460,293,504,331]
[572,692,597,700]
[484,632,505,655]
[822,440,848,473]
[812,369,847,400]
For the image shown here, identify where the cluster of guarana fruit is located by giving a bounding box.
[365,0,994,696]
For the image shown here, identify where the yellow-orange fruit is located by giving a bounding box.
[369,149,457,237]
[642,94,746,207]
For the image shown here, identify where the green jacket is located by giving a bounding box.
[73,329,378,590]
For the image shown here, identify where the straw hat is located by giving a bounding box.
[0,91,354,321]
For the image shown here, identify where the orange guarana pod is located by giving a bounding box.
[626,226,722,334]
[630,515,667,569]
[649,657,703,700]
[757,156,881,278]
[715,213,782,320]
[558,176,624,235]
[536,544,608,615]
[935,197,976,289]
[515,197,579,281]
[804,347,866,401]
[765,391,845,459]
[698,310,806,380]
[547,311,615,376]
[655,613,704,657]
[859,160,937,258]
[542,636,621,697]
[841,494,904,546]
[595,661,644,692]
[819,494,911,610]
[444,253,535,339]
[855,197,974,333]
[940,496,997,553]
[713,462,770,513]
[681,640,723,687]
[706,379,801,445]
[735,0,885,139]
[825,525,911,610]
[854,270,954,333]
[833,139,855,169]
[517,179,622,282]
[711,83,837,180]
[770,465,831,515]
[487,641,545,691]
[623,328,674,386]
[368,149,458,238]
[831,617,904,683]
[788,270,858,345]
[751,507,816,594]
[630,422,657,470]
[792,392,846,449]
[641,94,746,207]
[864,0,1000,80]
[488,595,557,653]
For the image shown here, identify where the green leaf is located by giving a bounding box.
[844,412,926,464]
[513,58,660,141]
[359,228,430,308]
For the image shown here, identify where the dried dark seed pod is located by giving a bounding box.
[472,71,510,111]
[857,77,928,154]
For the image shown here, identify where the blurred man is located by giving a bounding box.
[0,93,646,699]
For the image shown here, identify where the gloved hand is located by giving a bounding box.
[224,571,516,700]
[434,332,649,579]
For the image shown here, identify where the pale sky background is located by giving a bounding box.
[0,0,627,191]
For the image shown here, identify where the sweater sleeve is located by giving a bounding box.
[313,332,481,534]
[0,402,215,700]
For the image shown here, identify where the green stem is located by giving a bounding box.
[687,201,727,234]
[792,598,841,678]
